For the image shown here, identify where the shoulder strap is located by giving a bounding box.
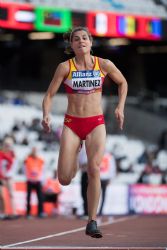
[70,58,77,71]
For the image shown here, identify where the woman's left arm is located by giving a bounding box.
[100,58,128,130]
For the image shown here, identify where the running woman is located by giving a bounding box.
[42,26,128,238]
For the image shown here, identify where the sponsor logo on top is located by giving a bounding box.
[72,70,100,78]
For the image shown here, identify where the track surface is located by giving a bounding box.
[1,215,167,250]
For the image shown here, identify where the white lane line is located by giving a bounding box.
[2,216,138,248]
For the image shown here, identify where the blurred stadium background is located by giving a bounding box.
[0,0,167,217]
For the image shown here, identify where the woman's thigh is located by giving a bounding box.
[85,124,106,167]
[58,126,81,177]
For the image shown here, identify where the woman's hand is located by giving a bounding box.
[41,116,51,133]
[115,106,124,130]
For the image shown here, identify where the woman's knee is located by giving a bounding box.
[58,173,72,186]
[87,160,101,178]
[57,160,78,185]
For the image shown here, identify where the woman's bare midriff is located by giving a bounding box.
[66,92,103,117]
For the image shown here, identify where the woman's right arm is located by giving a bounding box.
[42,61,69,132]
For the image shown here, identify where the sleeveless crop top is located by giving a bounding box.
[63,56,105,94]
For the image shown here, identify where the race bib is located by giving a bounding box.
[72,70,102,93]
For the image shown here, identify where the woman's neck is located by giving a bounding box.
[74,54,94,70]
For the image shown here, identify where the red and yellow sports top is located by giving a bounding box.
[64,56,105,94]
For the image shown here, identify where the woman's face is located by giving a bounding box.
[71,30,92,55]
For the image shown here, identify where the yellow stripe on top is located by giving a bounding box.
[65,59,75,80]
[94,56,100,71]
[70,58,77,71]
[96,57,106,78]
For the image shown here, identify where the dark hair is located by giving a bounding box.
[63,26,93,55]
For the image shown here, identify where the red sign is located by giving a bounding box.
[0,2,35,30]
[87,12,162,40]
[130,184,167,214]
